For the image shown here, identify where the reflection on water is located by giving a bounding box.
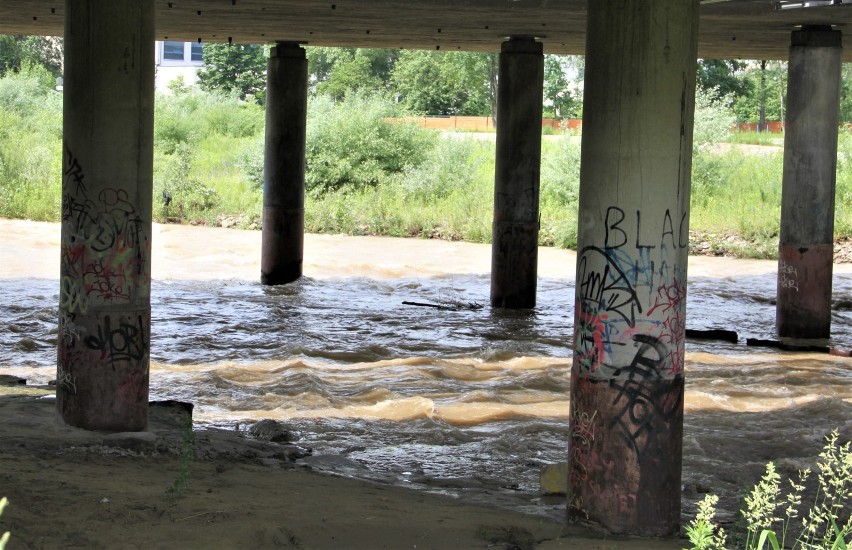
[2,221,852,522]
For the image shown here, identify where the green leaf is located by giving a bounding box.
[756,529,781,550]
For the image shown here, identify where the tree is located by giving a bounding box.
[731,60,787,124]
[197,43,267,103]
[0,35,63,78]
[840,63,852,123]
[306,47,397,100]
[543,55,582,119]
[696,59,750,103]
[390,50,494,116]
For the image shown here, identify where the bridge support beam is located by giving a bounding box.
[58,0,155,431]
[490,37,544,309]
[262,42,308,285]
[568,0,697,536]
[777,27,842,339]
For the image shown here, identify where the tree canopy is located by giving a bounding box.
[0,35,63,78]
[197,43,267,103]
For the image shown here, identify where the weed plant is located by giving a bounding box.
[684,430,852,550]
[165,414,195,505]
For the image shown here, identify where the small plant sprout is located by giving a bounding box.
[685,494,728,550]
[743,461,782,547]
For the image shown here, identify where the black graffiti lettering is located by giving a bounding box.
[635,210,656,250]
[679,211,689,249]
[604,206,627,249]
[63,144,86,195]
[578,247,642,327]
[84,315,147,364]
[608,334,682,461]
[661,209,676,249]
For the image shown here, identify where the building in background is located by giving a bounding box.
[155,40,203,90]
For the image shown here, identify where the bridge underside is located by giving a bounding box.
[1,0,849,540]
[1,0,852,61]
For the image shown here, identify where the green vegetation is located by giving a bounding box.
[684,430,852,550]
[197,43,268,104]
[165,414,195,505]
[1,65,852,260]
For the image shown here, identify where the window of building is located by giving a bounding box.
[163,41,185,61]
[191,42,203,62]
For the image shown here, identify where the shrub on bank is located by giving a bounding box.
[304,93,435,193]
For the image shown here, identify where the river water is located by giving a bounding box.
[2,219,851,523]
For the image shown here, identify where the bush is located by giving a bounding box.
[835,128,852,236]
[692,87,738,201]
[540,136,581,208]
[304,94,436,193]
[154,89,264,155]
[538,136,581,249]
[0,67,62,220]
[154,143,220,220]
[401,137,482,201]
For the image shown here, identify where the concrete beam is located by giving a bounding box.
[568,0,698,536]
[58,0,155,431]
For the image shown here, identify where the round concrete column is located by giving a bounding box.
[568,0,697,536]
[59,0,155,431]
[261,42,308,285]
[490,37,544,309]
[777,27,842,340]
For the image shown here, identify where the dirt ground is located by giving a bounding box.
[0,390,684,550]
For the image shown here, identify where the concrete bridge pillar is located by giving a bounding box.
[568,0,697,536]
[490,37,544,308]
[58,0,155,431]
[261,42,308,285]
[777,26,842,340]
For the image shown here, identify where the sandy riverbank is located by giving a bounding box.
[0,391,683,550]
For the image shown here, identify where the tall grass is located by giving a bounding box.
[685,430,852,550]
[0,64,62,221]
[1,69,851,260]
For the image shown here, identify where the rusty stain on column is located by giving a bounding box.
[58,0,155,431]
[261,42,308,285]
[777,26,842,340]
[568,0,697,536]
[490,37,544,309]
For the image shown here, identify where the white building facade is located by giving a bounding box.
[155,41,203,90]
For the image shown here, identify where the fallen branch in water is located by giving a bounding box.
[402,300,483,311]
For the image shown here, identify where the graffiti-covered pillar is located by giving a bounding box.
[59,0,155,431]
[490,37,544,308]
[261,42,308,285]
[568,0,697,536]
[777,27,842,339]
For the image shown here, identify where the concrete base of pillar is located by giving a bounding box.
[261,206,305,285]
[568,371,683,536]
[777,243,833,339]
[490,220,539,308]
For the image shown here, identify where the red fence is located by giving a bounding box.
[387,117,845,135]
[735,121,785,133]
[387,116,583,132]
